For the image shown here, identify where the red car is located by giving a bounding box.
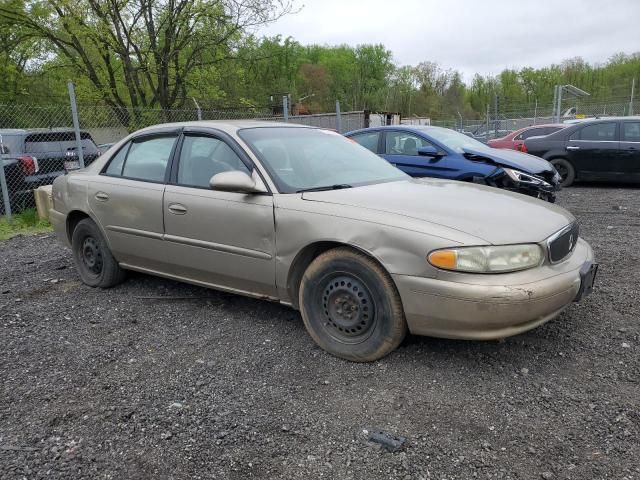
[488,124,567,151]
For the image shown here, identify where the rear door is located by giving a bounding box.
[88,131,178,270]
[381,130,448,177]
[618,121,640,181]
[162,130,276,297]
[565,122,620,180]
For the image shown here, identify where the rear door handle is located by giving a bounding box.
[95,192,109,201]
[168,203,187,215]
[566,145,580,151]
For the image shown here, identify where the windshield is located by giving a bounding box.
[423,127,488,154]
[239,127,407,193]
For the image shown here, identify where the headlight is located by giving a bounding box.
[428,244,543,273]
[503,168,551,187]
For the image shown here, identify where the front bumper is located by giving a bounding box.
[477,168,560,202]
[393,238,594,340]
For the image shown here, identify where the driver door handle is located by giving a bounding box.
[566,145,580,151]
[168,203,187,215]
[95,192,109,201]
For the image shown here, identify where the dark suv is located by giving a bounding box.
[0,129,100,209]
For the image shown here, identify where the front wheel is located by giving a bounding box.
[299,247,407,362]
[550,158,576,187]
[71,218,126,288]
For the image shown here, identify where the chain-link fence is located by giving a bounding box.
[1,86,637,218]
[0,92,371,217]
[432,95,635,142]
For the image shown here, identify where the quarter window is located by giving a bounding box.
[350,132,380,153]
[177,135,249,188]
[385,131,430,156]
[121,136,177,182]
[622,122,640,142]
[572,123,617,141]
[105,144,129,176]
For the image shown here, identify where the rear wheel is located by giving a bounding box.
[71,218,126,288]
[299,247,407,362]
[550,158,576,187]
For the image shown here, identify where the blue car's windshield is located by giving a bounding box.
[423,127,488,154]
[239,127,407,193]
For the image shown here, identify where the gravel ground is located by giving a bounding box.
[1,185,639,480]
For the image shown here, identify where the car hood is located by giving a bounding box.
[462,146,553,174]
[302,179,574,245]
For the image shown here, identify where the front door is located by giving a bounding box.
[162,132,276,297]
[565,122,620,180]
[618,121,640,181]
[381,130,448,177]
[88,132,178,270]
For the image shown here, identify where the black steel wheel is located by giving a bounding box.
[321,274,377,344]
[81,236,104,276]
[551,158,576,187]
[299,247,407,362]
[71,218,126,288]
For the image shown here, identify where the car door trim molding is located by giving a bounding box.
[105,225,272,260]
[106,225,164,240]
[163,234,273,260]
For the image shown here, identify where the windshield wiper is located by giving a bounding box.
[296,184,353,193]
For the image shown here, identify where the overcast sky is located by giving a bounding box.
[261,0,640,81]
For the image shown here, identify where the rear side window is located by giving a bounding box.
[350,131,380,153]
[121,136,177,182]
[622,122,640,141]
[571,123,617,141]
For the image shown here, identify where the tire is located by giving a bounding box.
[299,247,407,362]
[550,158,576,187]
[71,218,126,288]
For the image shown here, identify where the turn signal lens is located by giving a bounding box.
[428,250,457,269]
[428,244,543,273]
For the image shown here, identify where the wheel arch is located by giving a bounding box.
[65,210,113,251]
[66,210,91,243]
[285,241,395,310]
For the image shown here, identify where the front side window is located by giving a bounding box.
[385,131,431,156]
[622,122,640,142]
[239,127,406,193]
[121,136,177,182]
[572,123,617,141]
[177,135,249,188]
[350,131,380,153]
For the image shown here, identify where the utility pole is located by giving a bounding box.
[630,77,636,116]
[494,94,498,136]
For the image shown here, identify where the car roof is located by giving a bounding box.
[137,120,309,135]
[347,125,452,135]
[564,116,640,124]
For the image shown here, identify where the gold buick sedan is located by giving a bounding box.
[50,121,597,361]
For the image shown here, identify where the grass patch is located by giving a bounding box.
[0,208,53,241]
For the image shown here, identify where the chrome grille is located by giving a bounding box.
[547,223,580,264]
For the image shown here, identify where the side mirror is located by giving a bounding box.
[209,170,268,194]
[417,145,442,157]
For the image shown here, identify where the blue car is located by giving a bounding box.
[345,125,561,202]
